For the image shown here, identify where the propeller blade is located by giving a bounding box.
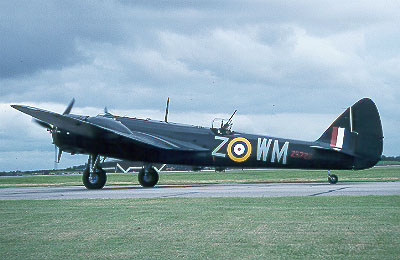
[63,98,75,115]
[54,145,58,169]
[57,148,62,163]
[32,119,52,130]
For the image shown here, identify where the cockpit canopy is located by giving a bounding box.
[211,117,233,135]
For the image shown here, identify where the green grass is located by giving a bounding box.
[0,166,399,188]
[0,196,399,260]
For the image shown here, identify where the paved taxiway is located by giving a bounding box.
[0,182,399,200]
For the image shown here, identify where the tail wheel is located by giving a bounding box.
[328,174,338,184]
[138,167,159,187]
[83,166,107,189]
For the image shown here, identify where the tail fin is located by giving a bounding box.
[317,98,383,169]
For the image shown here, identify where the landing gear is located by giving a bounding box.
[82,155,107,189]
[328,170,338,184]
[138,166,159,187]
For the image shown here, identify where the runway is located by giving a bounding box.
[0,182,399,200]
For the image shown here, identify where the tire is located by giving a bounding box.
[138,167,159,187]
[83,166,107,189]
[215,166,226,172]
[328,174,338,184]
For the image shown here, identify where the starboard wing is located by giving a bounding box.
[11,105,208,152]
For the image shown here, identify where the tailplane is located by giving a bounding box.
[316,98,383,169]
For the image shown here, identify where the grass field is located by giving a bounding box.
[0,166,399,188]
[0,196,399,260]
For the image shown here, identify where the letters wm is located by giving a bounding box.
[257,138,290,164]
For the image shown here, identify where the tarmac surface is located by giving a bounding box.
[1,182,399,200]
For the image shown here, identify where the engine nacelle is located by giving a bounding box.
[87,116,132,135]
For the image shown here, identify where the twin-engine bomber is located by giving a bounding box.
[11,98,383,189]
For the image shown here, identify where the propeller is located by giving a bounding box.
[55,98,75,165]
[63,98,75,115]
[32,98,75,130]
[104,106,112,115]
[32,99,76,168]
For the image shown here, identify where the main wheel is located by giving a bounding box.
[328,174,338,184]
[138,167,159,187]
[83,166,107,189]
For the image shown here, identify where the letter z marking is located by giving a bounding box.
[212,136,229,158]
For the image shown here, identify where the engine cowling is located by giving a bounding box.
[87,116,132,135]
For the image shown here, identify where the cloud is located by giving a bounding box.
[0,1,123,78]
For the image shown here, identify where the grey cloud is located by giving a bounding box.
[0,1,123,78]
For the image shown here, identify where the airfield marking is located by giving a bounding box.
[0,182,399,200]
[309,186,350,196]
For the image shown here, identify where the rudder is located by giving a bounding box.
[317,98,383,169]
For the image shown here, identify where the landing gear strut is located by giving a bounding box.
[138,166,159,187]
[328,170,338,184]
[83,154,107,189]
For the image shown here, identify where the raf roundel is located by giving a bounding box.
[227,137,252,162]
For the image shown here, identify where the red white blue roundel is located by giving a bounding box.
[227,137,252,162]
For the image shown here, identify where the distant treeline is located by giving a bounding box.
[0,164,86,176]
[381,155,400,161]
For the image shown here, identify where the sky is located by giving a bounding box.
[1,0,399,171]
